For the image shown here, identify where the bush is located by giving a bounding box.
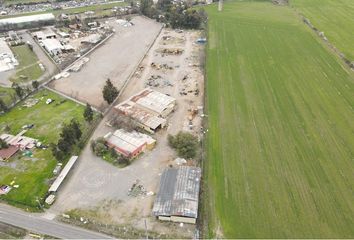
[168,131,198,159]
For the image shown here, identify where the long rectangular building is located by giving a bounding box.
[152,166,201,224]
[0,13,55,32]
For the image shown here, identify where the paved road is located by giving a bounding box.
[0,204,113,239]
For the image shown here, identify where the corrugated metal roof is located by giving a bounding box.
[152,166,201,219]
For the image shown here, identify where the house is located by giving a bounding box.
[104,129,156,158]
[41,39,63,56]
[0,132,37,150]
[0,145,19,161]
[152,166,201,224]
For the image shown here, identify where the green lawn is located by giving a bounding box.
[291,0,354,61]
[10,45,43,84]
[0,87,15,106]
[0,89,89,210]
[205,1,354,238]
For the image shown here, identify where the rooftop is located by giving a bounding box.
[0,13,55,25]
[131,88,176,115]
[104,129,155,154]
[152,166,201,219]
[115,100,166,130]
[41,38,63,52]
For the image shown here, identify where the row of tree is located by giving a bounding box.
[140,0,207,29]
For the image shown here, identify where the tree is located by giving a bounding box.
[0,138,8,149]
[102,79,119,104]
[50,143,65,161]
[0,99,7,112]
[168,131,198,159]
[83,103,94,122]
[91,137,107,157]
[12,83,24,99]
[32,80,39,90]
[140,0,154,17]
[69,119,82,141]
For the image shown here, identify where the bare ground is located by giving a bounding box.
[48,16,162,110]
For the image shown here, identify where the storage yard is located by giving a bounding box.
[50,27,205,237]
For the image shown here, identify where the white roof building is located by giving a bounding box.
[49,156,78,192]
[41,38,63,55]
[0,38,18,72]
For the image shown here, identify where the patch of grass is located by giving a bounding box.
[291,0,354,61]
[205,1,354,238]
[0,89,91,210]
[0,86,16,106]
[10,45,43,84]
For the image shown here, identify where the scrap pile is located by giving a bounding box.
[128,179,146,197]
[145,75,173,88]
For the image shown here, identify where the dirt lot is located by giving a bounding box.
[48,16,162,110]
[50,28,205,237]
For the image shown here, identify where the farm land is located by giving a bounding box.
[291,0,354,61]
[204,1,354,238]
[0,89,96,210]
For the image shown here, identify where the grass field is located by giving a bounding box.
[205,1,354,238]
[10,45,43,84]
[291,0,354,61]
[0,87,15,106]
[0,89,89,210]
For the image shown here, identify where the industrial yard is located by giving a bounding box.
[49,27,205,237]
[49,16,162,110]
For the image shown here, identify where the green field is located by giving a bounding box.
[0,87,15,106]
[0,89,89,209]
[10,45,43,84]
[291,0,354,61]
[205,1,354,238]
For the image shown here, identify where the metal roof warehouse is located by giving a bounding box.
[152,166,201,224]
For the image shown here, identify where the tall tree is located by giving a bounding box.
[83,103,94,122]
[12,83,24,99]
[102,79,119,104]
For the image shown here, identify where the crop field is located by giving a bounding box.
[205,1,354,238]
[0,89,90,210]
[291,0,354,61]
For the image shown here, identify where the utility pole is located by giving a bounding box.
[144,219,148,239]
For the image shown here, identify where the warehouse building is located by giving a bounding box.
[104,129,156,158]
[0,13,55,32]
[152,166,201,224]
[114,88,175,133]
[130,88,176,118]
[115,100,167,133]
